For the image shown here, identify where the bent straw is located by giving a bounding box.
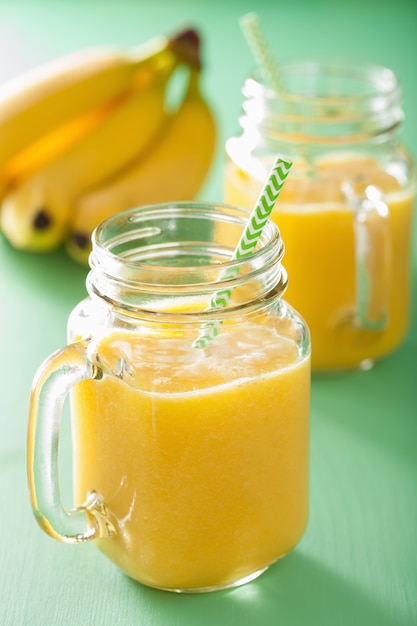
[193,156,292,349]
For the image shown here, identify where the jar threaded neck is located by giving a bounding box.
[87,203,287,319]
[240,59,403,150]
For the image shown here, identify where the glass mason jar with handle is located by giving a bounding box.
[224,59,416,371]
[28,202,311,593]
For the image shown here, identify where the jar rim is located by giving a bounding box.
[248,57,401,104]
[241,57,403,148]
[88,202,285,309]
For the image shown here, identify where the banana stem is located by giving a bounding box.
[168,28,201,70]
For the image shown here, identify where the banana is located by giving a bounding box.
[0,28,201,200]
[0,51,181,251]
[66,68,216,264]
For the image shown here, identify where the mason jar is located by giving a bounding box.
[27,202,311,593]
[224,59,416,371]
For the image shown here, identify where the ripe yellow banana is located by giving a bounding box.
[66,68,216,264]
[0,53,179,251]
[0,28,200,200]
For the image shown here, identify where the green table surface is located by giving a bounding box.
[1,1,416,625]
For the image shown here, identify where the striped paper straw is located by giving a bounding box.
[193,156,292,349]
[239,12,315,177]
[239,12,285,96]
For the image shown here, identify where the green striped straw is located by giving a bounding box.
[239,12,315,177]
[193,156,292,349]
[239,12,286,96]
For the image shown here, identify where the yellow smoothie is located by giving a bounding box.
[224,154,415,370]
[71,324,310,591]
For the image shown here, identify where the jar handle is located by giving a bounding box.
[27,340,114,543]
[342,182,391,330]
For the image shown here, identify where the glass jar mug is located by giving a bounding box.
[28,202,311,593]
[224,59,416,371]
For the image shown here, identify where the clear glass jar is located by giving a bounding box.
[28,202,311,593]
[224,59,416,371]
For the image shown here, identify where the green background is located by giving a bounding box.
[1,1,416,625]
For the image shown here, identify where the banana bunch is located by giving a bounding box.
[0,27,217,263]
